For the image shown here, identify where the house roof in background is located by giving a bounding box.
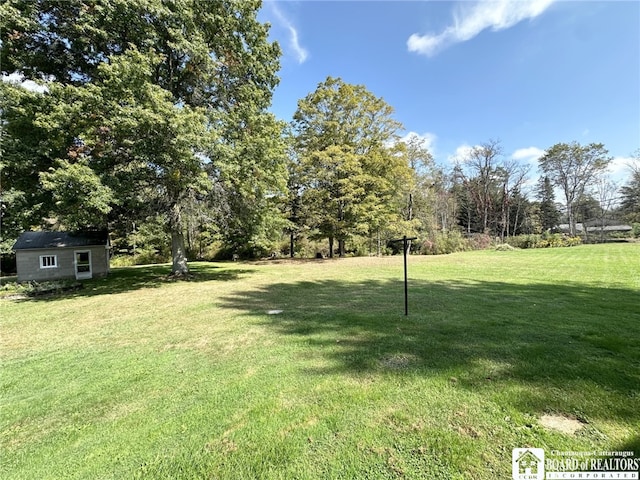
[12,231,109,250]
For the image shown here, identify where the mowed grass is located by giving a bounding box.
[1,243,639,479]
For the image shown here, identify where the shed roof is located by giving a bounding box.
[13,231,109,250]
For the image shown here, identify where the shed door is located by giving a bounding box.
[74,250,92,280]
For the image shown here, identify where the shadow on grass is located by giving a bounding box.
[220,277,640,424]
[22,262,255,300]
[616,434,640,454]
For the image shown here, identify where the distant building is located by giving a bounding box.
[558,223,632,234]
[13,231,110,282]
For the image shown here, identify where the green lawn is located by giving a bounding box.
[1,243,639,479]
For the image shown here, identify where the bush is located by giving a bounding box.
[111,249,170,267]
[505,234,539,249]
[0,279,82,298]
[420,230,471,255]
[468,234,493,251]
[505,234,582,249]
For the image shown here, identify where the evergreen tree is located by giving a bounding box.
[536,176,561,231]
[619,154,640,224]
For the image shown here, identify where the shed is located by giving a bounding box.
[13,231,110,282]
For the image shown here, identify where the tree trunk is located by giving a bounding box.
[290,231,295,258]
[566,196,576,236]
[513,201,521,236]
[328,236,334,258]
[338,239,345,257]
[171,229,189,275]
[483,202,489,234]
[568,205,575,236]
[170,204,188,276]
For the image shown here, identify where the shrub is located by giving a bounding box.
[504,234,581,249]
[0,279,81,298]
[420,231,471,255]
[469,234,493,250]
[505,234,540,249]
[111,249,169,267]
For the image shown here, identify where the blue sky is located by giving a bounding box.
[259,0,640,184]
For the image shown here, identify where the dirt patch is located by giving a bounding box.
[379,353,418,370]
[0,294,28,301]
[539,414,586,435]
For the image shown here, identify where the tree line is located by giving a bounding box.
[2,1,638,274]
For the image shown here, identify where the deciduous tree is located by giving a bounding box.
[1,0,284,272]
[292,77,411,257]
[454,139,504,234]
[538,142,611,237]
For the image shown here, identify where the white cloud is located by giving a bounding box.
[408,0,555,57]
[609,156,638,182]
[1,72,49,93]
[267,3,308,64]
[512,146,546,163]
[400,131,438,153]
[447,143,476,163]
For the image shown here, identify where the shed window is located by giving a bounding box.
[40,255,58,269]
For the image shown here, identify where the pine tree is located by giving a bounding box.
[536,176,560,232]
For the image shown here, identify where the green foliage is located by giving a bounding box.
[505,233,582,249]
[632,223,640,238]
[0,82,58,242]
[417,232,492,256]
[535,176,560,231]
[109,215,171,265]
[619,161,640,224]
[214,112,289,257]
[1,0,285,273]
[504,234,539,249]
[39,159,114,230]
[0,279,81,298]
[292,77,411,256]
[110,250,169,267]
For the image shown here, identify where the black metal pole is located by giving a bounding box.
[391,236,417,316]
[403,235,408,316]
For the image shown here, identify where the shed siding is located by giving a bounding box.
[16,246,109,282]
[93,246,110,276]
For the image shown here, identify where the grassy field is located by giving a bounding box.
[1,243,639,479]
